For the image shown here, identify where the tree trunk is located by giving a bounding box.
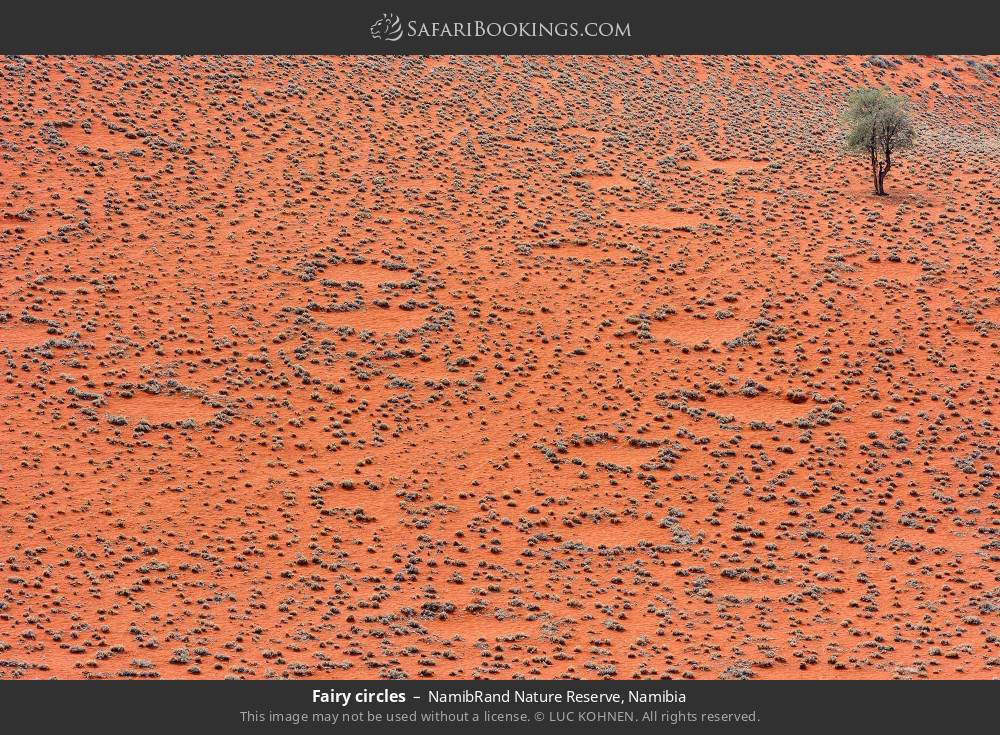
[875,162,886,196]
[869,142,879,195]
[878,150,892,195]
[869,121,880,195]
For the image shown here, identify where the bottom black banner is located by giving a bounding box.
[1,680,992,733]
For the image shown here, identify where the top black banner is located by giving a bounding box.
[1,1,996,54]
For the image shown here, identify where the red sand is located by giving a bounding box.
[1,55,999,680]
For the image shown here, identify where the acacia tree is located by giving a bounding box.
[844,88,916,195]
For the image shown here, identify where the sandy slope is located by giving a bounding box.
[1,55,999,679]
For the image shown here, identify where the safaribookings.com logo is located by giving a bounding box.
[370,13,631,42]
[370,13,404,41]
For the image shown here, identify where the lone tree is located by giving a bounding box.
[844,88,916,195]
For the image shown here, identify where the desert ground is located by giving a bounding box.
[1,55,999,680]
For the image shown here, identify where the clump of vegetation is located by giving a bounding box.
[843,87,916,195]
